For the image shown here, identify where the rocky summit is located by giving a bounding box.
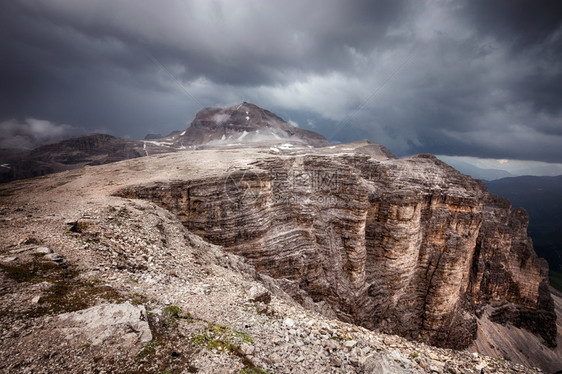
[0,107,561,373]
[155,102,331,148]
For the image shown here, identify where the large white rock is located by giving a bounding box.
[57,302,152,349]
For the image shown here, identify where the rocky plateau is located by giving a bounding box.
[0,104,561,373]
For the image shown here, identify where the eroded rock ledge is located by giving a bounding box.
[116,153,555,350]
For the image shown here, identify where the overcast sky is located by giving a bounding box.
[1,0,561,164]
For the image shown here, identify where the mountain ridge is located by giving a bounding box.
[157,102,331,148]
[0,103,330,183]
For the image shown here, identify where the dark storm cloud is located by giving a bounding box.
[462,0,562,48]
[0,0,561,163]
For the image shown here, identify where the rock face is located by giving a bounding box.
[116,149,556,351]
[168,102,330,147]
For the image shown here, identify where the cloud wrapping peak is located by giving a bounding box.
[0,118,83,149]
[1,0,561,162]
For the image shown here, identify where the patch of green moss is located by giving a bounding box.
[163,305,182,318]
[136,340,159,360]
[191,333,237,354]
[0,261,66,283]
[329,334,352,342]
[1,260,124,316]
[190,322,254,355]
[36,278,123,315]
[162,305,193,328]
[233,331,254,344]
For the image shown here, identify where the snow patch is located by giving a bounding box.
[269,147,280,153]
[238,131,249,140]
[180,130,186,136]
[145,140,173,147]
[246,116,250,121]
[279,143,294,150]
[221,134,226,141]
[1,164,10,169]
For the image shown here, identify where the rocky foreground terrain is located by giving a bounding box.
[1,142,561,373]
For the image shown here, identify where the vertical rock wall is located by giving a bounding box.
[116,153,555,349]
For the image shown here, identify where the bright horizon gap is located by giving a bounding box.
[436,155,562,177]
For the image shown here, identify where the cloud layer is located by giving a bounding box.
[0,118,84,149]
[1,0,561,161]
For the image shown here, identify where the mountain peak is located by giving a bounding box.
[171,102,330,147]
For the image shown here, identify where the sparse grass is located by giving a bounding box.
[191,332,237,354]
[0,261,65,283]
[0,260,123,316]
[163,305,182,318]
[190,322,254,355]
[36,279,123,315]
[233,330,254,344]
[162,305,192,328]
[136,340,159,360]
[549,270,562,293]
[329,334,352,342]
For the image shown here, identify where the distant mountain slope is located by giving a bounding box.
[0,134,175,183]
[485,175,562,273]
[0,134,146,183]
[437,157,513,180]
[1,104,334,184]
[161,102,330,148]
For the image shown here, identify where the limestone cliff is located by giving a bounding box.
[116,148,556,352]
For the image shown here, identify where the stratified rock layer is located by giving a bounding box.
[117,151,556,350]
